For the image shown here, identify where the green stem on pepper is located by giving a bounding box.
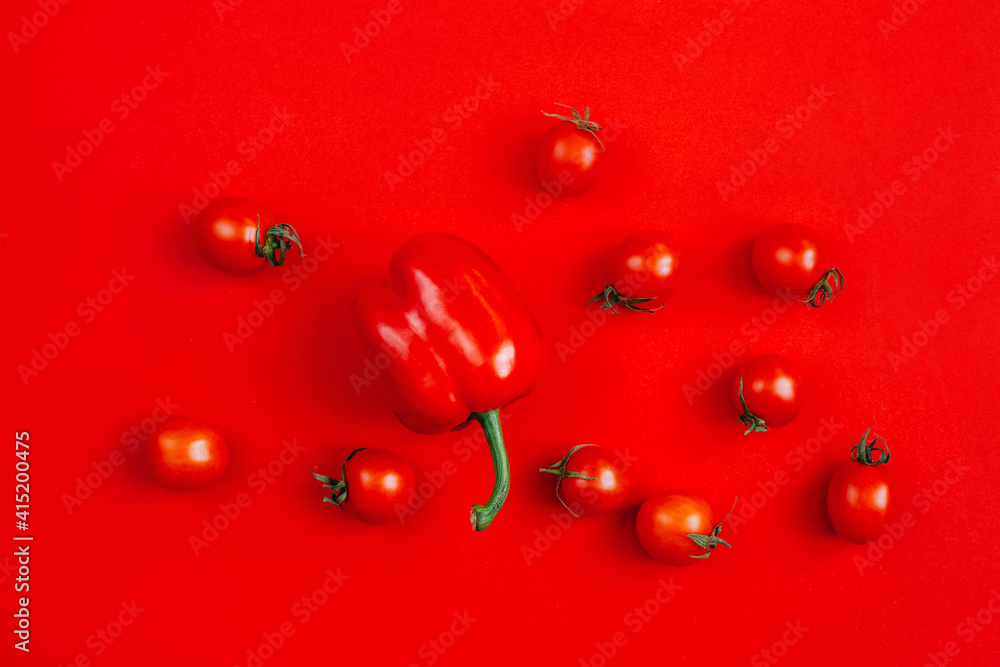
[470,410,511,532]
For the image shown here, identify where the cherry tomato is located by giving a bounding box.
[587,230,685,314]
[540,444,630,516]
[636,492,734,566]
[312,448,415,524]
[733,353,804,434]
[827,429,891,544]
[193,197,304,273]
[537,104,604,195]
[148,418,228,489]
[752,223,844,307]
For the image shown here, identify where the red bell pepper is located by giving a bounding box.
[350,233,546,531]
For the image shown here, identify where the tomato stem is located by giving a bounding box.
[541,103,605,150]
[539,444,597,516]
[686,497,738,559]
[802,268,845,308]
[851,428,890,465]
[470,410,510,532]
[312,448,367,509]
[585,285,661,314]
[736,376,768,435]
[255,215,306,267]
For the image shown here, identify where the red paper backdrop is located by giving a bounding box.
[3,0,1000,665]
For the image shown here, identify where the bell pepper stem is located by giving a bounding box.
[469,409,510,532]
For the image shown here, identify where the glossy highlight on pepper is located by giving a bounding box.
[350,233,546,531]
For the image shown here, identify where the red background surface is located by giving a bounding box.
[3,0,999,665]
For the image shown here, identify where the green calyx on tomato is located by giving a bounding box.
[539,444,599,516]
[255,215,305,267]
[736,375,768,435]
[685,497,737,559]
[827,432,892,543]
[311,447,367,508]
[585,285,660,315]
[588,232,683,314]
[541,103,605,150]
[851,428,890,466]
[803,268,845,308]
